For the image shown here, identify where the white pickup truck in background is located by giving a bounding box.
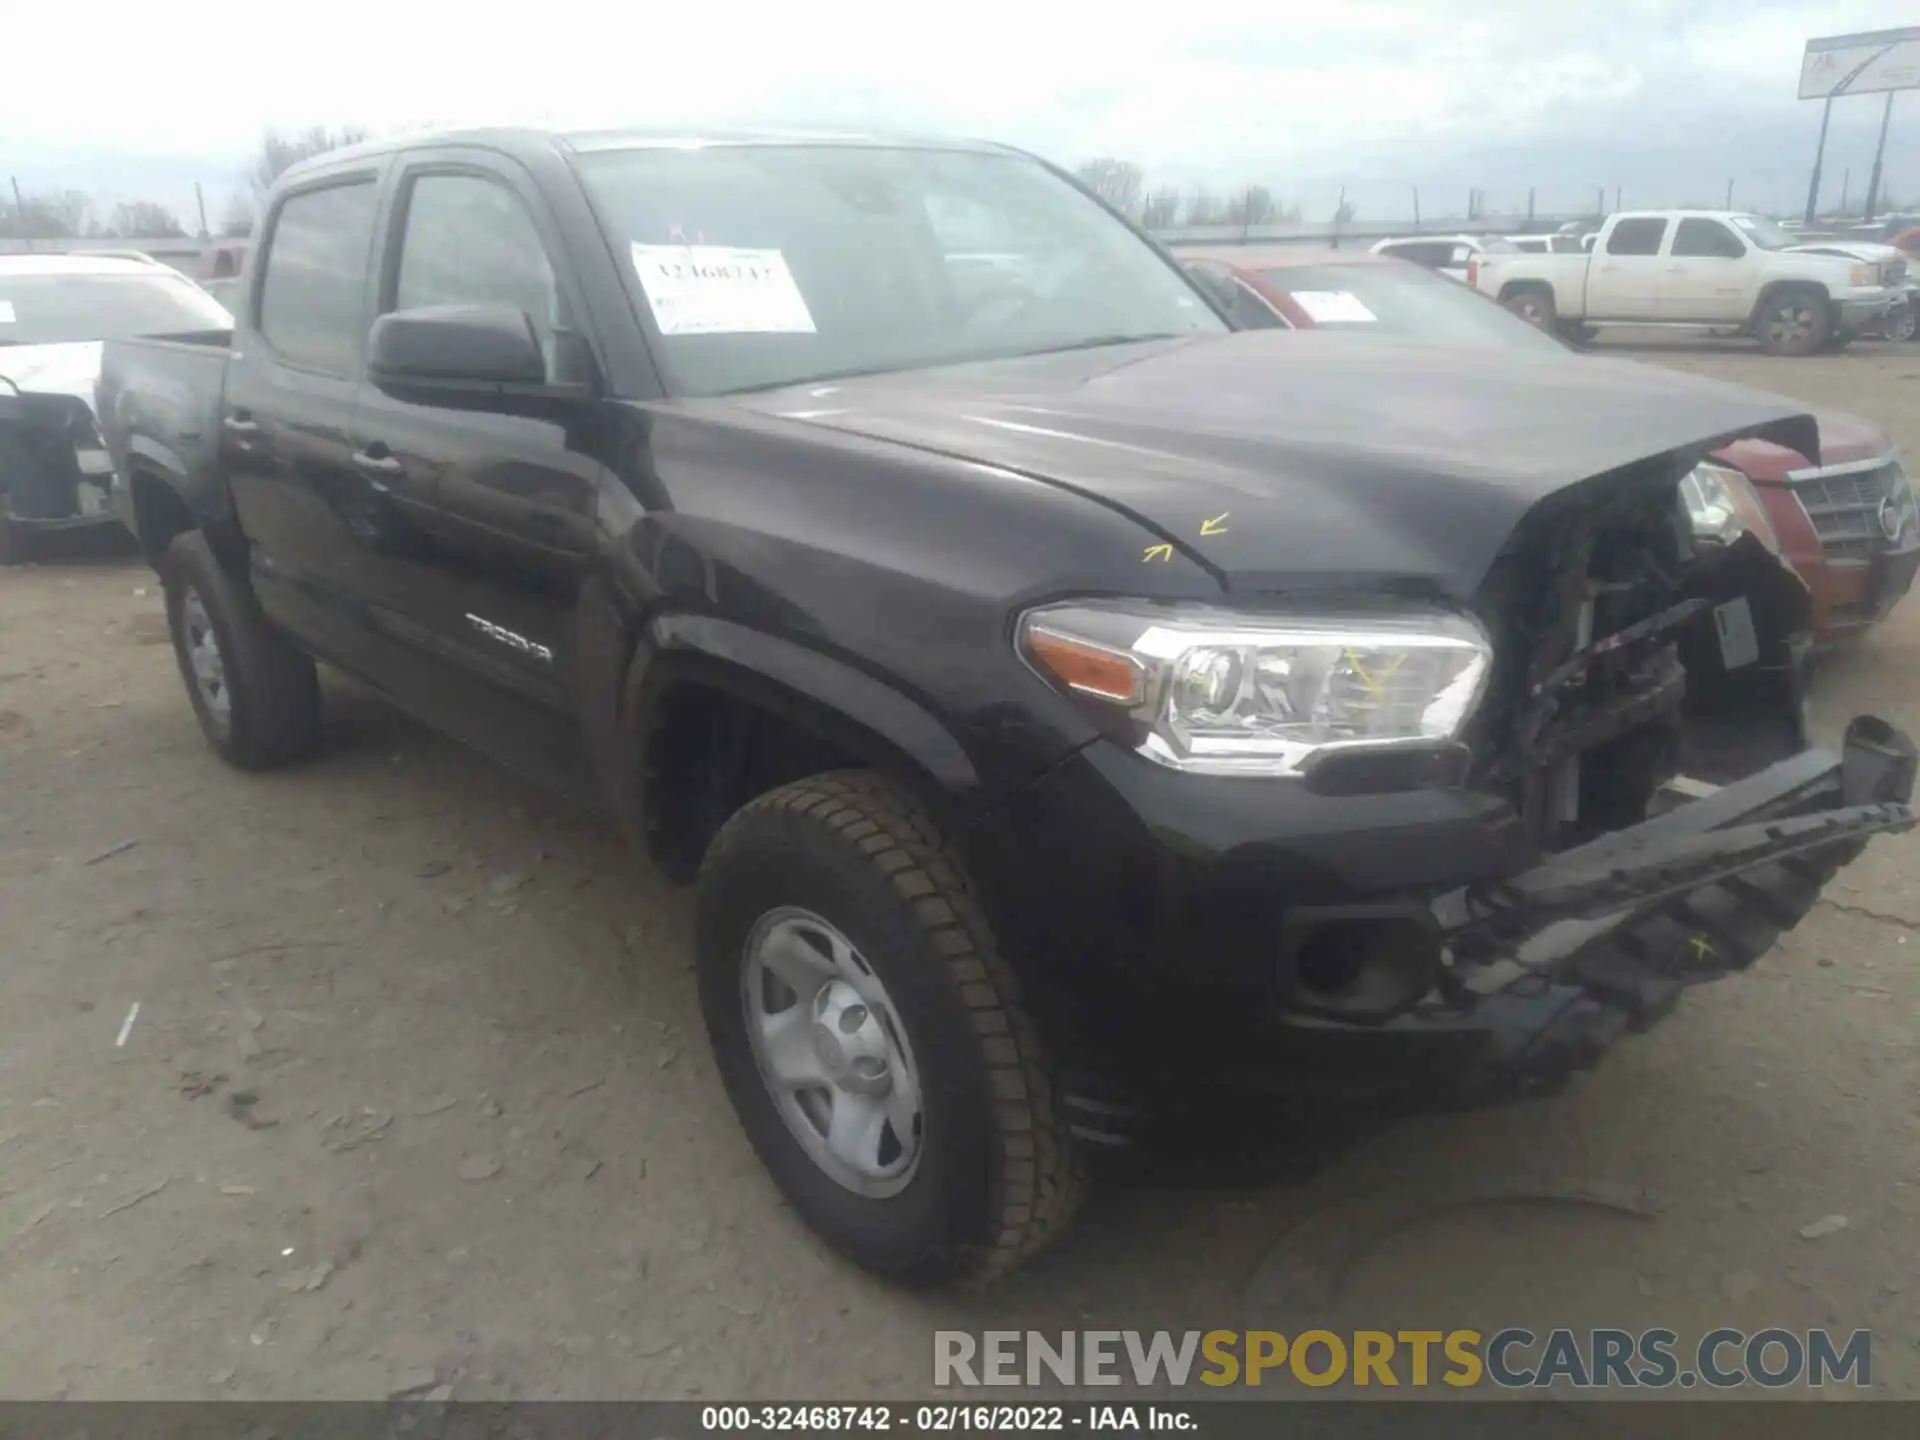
[1470,210,1905,355]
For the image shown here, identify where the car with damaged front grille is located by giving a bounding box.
[0,252,233,562]
[95,127,1915,1287]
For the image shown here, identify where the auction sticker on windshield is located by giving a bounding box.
[629,244,816,336]
[1290,291,1377,324]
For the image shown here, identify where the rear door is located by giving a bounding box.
[352,147,605,715]
[225,165,447,677]
[1662,217,1756,322]
[1586,217,1668,319]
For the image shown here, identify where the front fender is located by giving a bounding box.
[601,607,984,858]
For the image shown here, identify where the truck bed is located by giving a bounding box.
[97,333,234,545]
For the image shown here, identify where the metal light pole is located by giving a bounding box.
[9,175,29,251]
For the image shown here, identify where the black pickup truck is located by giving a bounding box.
[97,127,1916,1286]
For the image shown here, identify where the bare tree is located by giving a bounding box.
[1223,185,1279,228]
[219,191,257,239]
[1333,199,1358,224]
[1141,186,1182,230]
[1185,188,1226,225]
[1073,157,1146,217]
[250,125,371,196]
[0,188,90,238]
[107,200,187,238]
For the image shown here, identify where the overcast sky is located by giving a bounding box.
[7,0,1920,227]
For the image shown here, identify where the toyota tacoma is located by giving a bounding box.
[96,128,1916,1286]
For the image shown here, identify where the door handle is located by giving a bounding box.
[223,415,259,435]
[352,450,404,476]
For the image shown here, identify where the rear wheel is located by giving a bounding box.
[1756,289,1830,356]
[696,770,1086,1286]
[1503,286,1557,331]
[161,530,321,769]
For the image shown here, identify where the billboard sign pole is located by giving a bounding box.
[1865,91,1897,221]
[1801,27,1920,223]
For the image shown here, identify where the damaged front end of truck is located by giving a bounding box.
[1270,442,1915,1108]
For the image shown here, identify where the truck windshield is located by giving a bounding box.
[1258,262,1568,351]
[0,271,233,346]
[573,143,1225,396]
[1727,215,1794,251]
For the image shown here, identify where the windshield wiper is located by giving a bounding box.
[1004,332,1189,358]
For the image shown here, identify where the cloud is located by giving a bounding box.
[6,0,1919,220]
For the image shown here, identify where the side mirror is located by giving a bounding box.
[367,304,547,389]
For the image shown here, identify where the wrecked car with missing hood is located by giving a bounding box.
[94,131,1915,1286]
[0,252,231,562]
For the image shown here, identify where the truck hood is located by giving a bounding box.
[1787,240,1906,264]
[729,331,1819,597]
[0,341,103,420]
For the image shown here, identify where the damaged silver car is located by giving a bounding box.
[0,252,231,563]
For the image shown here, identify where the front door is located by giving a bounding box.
[1586,216,1669,320]
[1662,216,1756,323]
[352,151,606,729]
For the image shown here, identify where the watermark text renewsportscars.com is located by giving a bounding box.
[933,1328,1872,1390]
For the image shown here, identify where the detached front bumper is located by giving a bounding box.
[964,718,1915,1144]
[1418,715,1913,1099]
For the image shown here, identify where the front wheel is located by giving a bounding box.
[1888,302,1918,343]
[695,770,1086,1286]
[1756,290,1831,356]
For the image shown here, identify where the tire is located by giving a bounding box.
[696,770,1086,1286]
[1555,321,1599,348]
[160,530,321,769]
[1755,288,1831,356]
[1502,286,1556,331]
[1887,302,1917,344]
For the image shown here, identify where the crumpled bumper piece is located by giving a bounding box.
[1432,715,1915,1100]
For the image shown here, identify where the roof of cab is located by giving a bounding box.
[279,124,1020,185]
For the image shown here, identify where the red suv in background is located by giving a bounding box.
[1177,246,1920,646]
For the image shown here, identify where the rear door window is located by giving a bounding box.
[1604,218,1669,256]
[257,181,378,375]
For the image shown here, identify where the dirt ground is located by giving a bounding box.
[3,338,1920,1403]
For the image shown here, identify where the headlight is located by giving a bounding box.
[1018,601,1493,776]
[1851,263,1875,286]
[1680,462,1779,551]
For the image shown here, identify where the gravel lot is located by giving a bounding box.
[2,339,1918,1402]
